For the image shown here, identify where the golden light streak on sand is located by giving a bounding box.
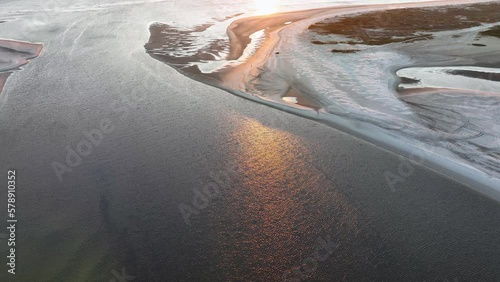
[207,117,364,280]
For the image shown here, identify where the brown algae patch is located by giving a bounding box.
[480,25,500,39]
[308,2,500,46]
[331,49,359,54]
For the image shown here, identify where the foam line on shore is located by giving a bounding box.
[147,0,500,201]
[217,0,500,201]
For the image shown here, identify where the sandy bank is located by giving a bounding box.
[221,0,499,90]
[146,0,500,201]
[0,39,43,97]
[222,0,500,201]
[226,0,498,63]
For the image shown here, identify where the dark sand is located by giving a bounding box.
[481,25,500,38]
[1,1,500,281]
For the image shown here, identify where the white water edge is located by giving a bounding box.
[254,6,500,200]
[143,0,500,199]
[233,1,500,201]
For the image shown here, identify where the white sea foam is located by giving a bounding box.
[398,66,500,94]
[143,0,500,199]
[255,4,500,198]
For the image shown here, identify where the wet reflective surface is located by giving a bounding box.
[2,1,500,281]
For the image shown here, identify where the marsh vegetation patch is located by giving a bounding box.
[480,26,500,39]
[308,2,500,46]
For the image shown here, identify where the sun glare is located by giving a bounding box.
[255,0,279,15]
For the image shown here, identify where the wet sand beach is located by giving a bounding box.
[1,0,500,281]
[147,0,500,200]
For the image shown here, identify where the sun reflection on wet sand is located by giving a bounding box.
[255,0,280,15]
[208,117,380,280]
